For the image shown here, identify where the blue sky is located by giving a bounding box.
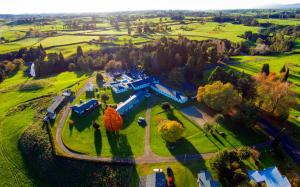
[0,0,299,14]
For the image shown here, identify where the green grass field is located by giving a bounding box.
[61,87,147,157]
[0,70,91,186]
[257,18,300,26]
[150,98,265,156]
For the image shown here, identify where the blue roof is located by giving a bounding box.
[197,170,219,187]
[151,83,188,102]
[72,99,98,114]
[116,91,147,115]
[129,77,157,89]
[248,166,291,187]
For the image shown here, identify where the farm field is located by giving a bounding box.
[1,11,300,186]
[1,18,261,56]
[0,70,91,186]
[257,18,300,26]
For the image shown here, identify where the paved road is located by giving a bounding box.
[180,105,213,127]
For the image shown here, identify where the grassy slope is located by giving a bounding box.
[0,70,90,186]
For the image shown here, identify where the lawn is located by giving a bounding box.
[0,70,91,186]
[135,160,211,187]
[61,87,147,157]
[150,97,265,156]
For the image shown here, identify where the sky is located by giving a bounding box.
[0,0,299,14]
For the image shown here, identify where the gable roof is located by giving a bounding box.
[116,91,147,114]
[248,166,291,187]
[197,170,219,187]
[47,96,65,113]
[151,83,188,101]
[72,99,98,112]
[129,77,157,89]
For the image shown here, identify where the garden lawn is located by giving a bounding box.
[61,87,147,157]
[150,98,266,156]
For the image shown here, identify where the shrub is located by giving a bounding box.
[157,120,184,143]
[19,80,49,91]
[19,123,129,186]
[68,120,75,126]
[161,102,171,110]
[214,113,225,124]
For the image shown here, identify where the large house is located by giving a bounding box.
[111,82,128,94]
[71,99,99,115]
[151,83,188,104]
[197,170,219,187]
[248,166,291,187]
[129,77,159,91]
[116,91,148,115]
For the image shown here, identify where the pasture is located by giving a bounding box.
[0,70,91,186]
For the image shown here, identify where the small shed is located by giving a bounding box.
[46,96,66,119]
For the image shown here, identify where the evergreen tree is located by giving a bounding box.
[282,68,289,82]
[77,46,83,57]
[261,63,270,76]
[280,64,286,73]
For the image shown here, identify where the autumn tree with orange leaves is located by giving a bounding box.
[103,107,123,132]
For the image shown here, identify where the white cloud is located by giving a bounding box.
[0,0,299,14]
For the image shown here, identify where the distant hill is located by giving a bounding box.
[260,3,300,9]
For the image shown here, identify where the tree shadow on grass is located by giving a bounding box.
[94,130,102,156]
[106,132,134,158]
[166,138,206,177]
[70,108,100,132]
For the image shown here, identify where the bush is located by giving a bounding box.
[19,80,49,91]
[69,120,75,125]
[19,123,129,186]
[214,114,225,124]
[161,102,171,110]
[157,120,184,143]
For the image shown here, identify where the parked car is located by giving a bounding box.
[168,176,174,187]
[138,117,146,125]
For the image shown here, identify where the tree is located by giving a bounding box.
[280,64,286,73]
[96,72,104,83]
[197,81,242,114]
[282,68,289,82]
[168,67,185,86]
[261,63,270,76]
[100,93,110,104]
[161,102,171,111]
[77,46,83,57]
[68,63,76,71]
[157,120,184,143]
[103,107,123,132]
[255,74,297,117]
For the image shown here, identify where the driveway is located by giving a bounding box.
[180,105,213,127]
